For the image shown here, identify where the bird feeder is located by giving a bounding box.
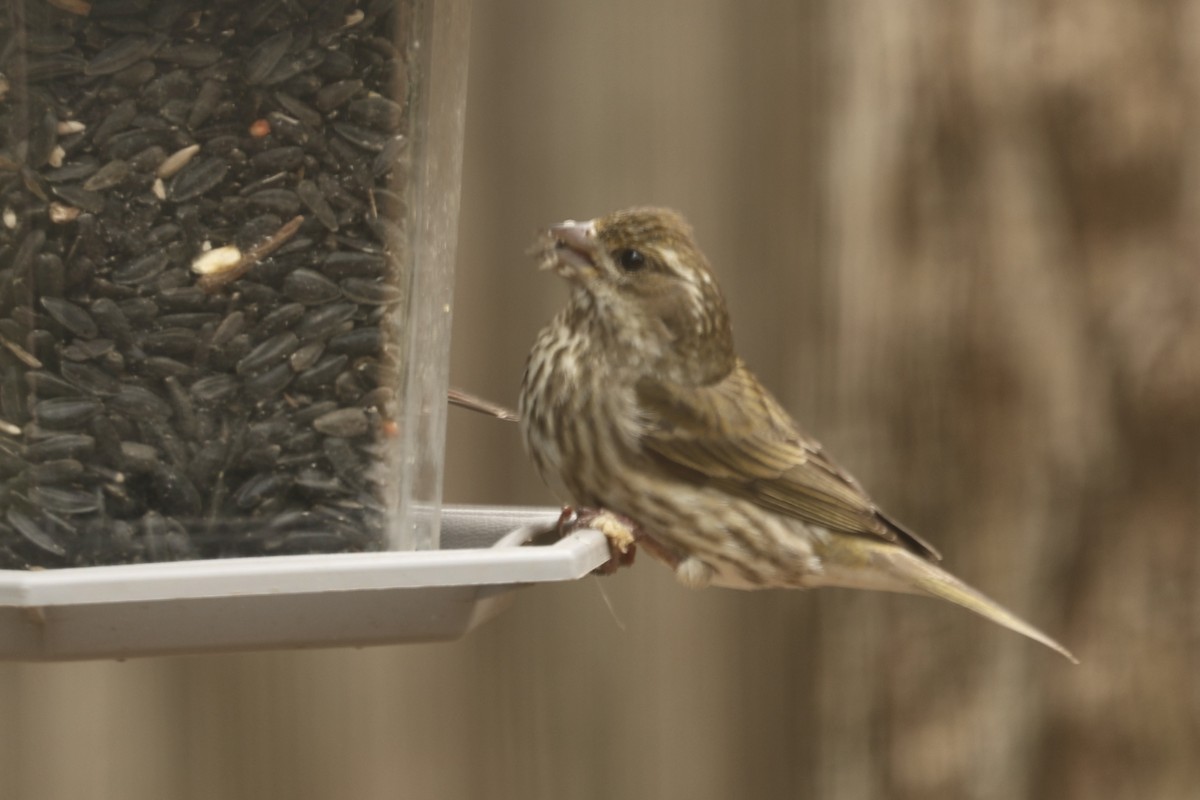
[0,0,600,660]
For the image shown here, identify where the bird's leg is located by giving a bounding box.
[557,507,640,575]
[553,504,579,533]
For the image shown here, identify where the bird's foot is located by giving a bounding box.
[557,506,640,575]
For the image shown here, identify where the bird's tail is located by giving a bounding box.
[813,536,1077,663]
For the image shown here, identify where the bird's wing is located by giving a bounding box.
[635,362,941,560]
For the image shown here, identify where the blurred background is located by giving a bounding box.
[2,0,1199,797]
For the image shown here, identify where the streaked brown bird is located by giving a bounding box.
[519,207,1075,662]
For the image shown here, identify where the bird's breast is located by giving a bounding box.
[519,315,642,506]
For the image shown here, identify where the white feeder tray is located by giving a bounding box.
[0,505,607,662]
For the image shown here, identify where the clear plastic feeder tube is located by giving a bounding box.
[0,0,467,567]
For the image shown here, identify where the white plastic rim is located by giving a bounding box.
[0,505,610,661]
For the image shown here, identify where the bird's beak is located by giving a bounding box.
[543,218,600,280]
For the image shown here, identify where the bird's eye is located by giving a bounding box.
[614,248,646,272]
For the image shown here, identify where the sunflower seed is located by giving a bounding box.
[250,147,306,172]
[191,245,242,277]
[157,144,201,179]
[44,160,100,184]
[322,250,387,278]
[333,122,390,152]
[27,486,102,515]
[135,356,193,378]
[51,184,105,214]
[86,35,165,77]
[40,297,99,339]
[112,251,170,284]
[110,384,171,418]
[21,54,86,82]
[33,397,102,429]
[245,29,293,85]
[292,400,339,426]
[103,129,170,161]
[261,49,326,86]
[158,42,222,68]
[349,94,405,130]
[25,374,81,400]
[147,463,201,516]
[294,354,349,392]
[327,326,381,356]
[169,156,229,202]
[7,509,66,557]
[25,434,95,462]
[88,298,134,344]
[117,297,160,323]
[184,371,238,402]
[119,441,159,474]
[236,332,300,376]
[294,469,344,494]
[294,303,358,342]
[59,361,122,395]
[93,99,139,147]
[293,180,338,231]
[283,268,341,304]
[312,407,370,438]
[254,302,306,337]
[234,471,291,509]
[340,277,402,305]
[322,436,363,488]
[288,341,325,372]
[188,79,224,129]
[141,511,195,561]
[25,458,85,484]
[243,362,294,399]
[139,327,196,358]
[156,313,221,330]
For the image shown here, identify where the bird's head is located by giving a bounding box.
[536,207,735,384]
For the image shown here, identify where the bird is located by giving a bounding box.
[518,206,1075,662]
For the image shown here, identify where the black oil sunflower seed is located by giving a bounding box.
[40,297,99,339]
[33,397,103,429]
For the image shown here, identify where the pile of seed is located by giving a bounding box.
[0,0,417,567]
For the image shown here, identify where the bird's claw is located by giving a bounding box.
[557,506,640,575]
